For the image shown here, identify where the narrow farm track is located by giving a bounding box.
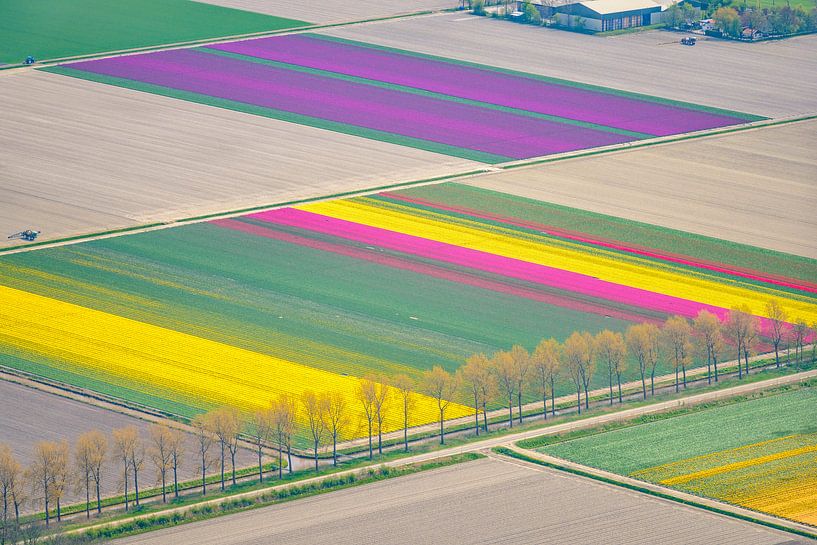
[60,369,817,540]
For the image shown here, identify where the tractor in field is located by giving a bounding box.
[680,37,697,46]
[8,230,40,242]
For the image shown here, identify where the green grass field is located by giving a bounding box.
[0,0,309,64]
[538,386,817,474]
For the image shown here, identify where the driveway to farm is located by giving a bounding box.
[76,368,816,540]
[112,455,805,545]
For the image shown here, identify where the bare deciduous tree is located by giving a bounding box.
[358,377,377,461]
[191,414,214,495]
[302,391,325,472]
[421,366,458,445]
[564,332,594,411]
[491,350,516,427]
[459,354,492,435]
[726,306,752,379]
[662,316,691,392]
[594,330,626,404]
[148,425,174,503]
[371,376,391,457]
[73,431,106,518]
[793,320,808,366]
[766,299,787,367]
[694,310,723,383]
[28,440,68,525]
[270,395,297,478]
[531,339,561,418]
[1,444,23,541]
[248,409,273,483]
[626,323,658,398]
[320,391,350,467]
[510,345,530,424]
[392,374,416,451]
[166,427,184,500]
[208,407,242,489]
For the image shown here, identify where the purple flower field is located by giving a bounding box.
[62,35,755,162]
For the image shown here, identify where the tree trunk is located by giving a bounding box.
[220,442,225,491]
[123,465,129,512]
[507,395,513,428]
[278,444,283,480]
[56,499,61,522]
[650,370,655,396]
[367,420,373,460]
[85,475,90,518]
[675,366,679,393]
[738,342,743,379]
[333,433,338,467]
[543,393,548,420]
[706,351,712,384]
[744,348,750,376]
[44,490,49,527]
[482,401,489,432]
[774,342,780,367]
[517,390,523,424]
[161,470,167,503]
[313,441,319,472]
[201,456,206,495]
[96,478,102,514]
[439,407,445,445]
[287,444,293,474]
[682,365,687,389]
[378,423,383,456]
[231,449,237,486]
[550,377,556,416]
[617,372,623,403]
[608,367,614,405]
[576,387,581,415]
[474,392,480,435]
[404,402,410,452]
[173,460,179,499]
[258,446,263,483]
[640,367,647,399]
[133,466,140,507]
[583,382,590,409]
[713,353,719,382]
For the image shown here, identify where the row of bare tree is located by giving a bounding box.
[2,301,812,537]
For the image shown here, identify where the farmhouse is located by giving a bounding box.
[518,0,662,31]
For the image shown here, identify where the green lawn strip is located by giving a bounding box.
[52,453,484,543]
[0,0,310,65]
[364,193,816,300]
[392,183,817,285]
[40,66,509,164]
[197,48,650,140]
[493,447,817,541]
[529,382,817,475]
[306,33,764,121]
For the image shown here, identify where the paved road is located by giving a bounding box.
[466,119,817,258]
[113,456,806,545]
[322,13,817,118]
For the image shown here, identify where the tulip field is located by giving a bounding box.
[537,386,817,525]
[1,182,815,441]
[42,34,761,163]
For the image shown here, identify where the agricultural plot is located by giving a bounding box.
[537,387,817,526]
[322,13,817,118]
[195,0,454,23]
[46,34,758,163]
[1,184,815,439]
[0,0,309,64]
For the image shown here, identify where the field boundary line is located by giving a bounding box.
[494,446,817,540]
[4,114,814,256]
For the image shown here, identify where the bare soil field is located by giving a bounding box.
[0,70,478,248]
[112,456,804,545]
[321,13,817,118]
[465,119,817,258]
[0,379,254,506]
[195,0,456,23]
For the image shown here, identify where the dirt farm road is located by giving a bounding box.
[70,369,817,541]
